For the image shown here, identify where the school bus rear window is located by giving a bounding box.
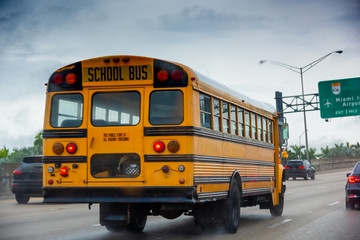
[50,93,83,128]
[91,91,140,127]
[149,90,184,125]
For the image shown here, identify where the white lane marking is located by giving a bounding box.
[328,201,340,206]
[91,224,101,227]
[286,191,294,195]
[318,186,325,189]
[267,219,292,228]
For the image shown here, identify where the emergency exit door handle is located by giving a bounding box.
[90,137,94,148]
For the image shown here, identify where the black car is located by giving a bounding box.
[11,156,43,204]
[285,159,315,180]
[345,161,360,210]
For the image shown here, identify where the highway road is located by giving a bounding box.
[1,168,359,240]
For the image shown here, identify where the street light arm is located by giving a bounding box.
[259,59,300,73]
[302,50,343,73]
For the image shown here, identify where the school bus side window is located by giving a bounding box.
[149,90,184,125]
[92,92,140,126]
[238,107,244,137]
[199,93,212,129]
[230,105,237,135]
[258,115,263,141]
[263,118,268,142]
[244,110,251,138]
[222,101,230,133]
[50,94,83,128]
[268,120,273,143]
[213,98,221,131]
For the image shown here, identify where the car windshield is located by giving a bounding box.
[286,161,303,167]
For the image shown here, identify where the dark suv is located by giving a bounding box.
[345,161,360,210]
[285,159,315,180]
[11,156,43,204]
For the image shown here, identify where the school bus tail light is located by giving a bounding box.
[52,74,64,85]
[171,69,183,81]
[48,61,82,92]
[153,141,165,153]
[157,70,169,82]
[154,59,188,88]
[167,140,180,153]
[65,73,77,85]
[60,167,69,177]
[53,142,64,154]
[66,142,78,154]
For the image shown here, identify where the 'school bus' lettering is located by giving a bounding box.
[42,55,285,234]
[84,65,152,82]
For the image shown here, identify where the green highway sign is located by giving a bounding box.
[318,77,360,119]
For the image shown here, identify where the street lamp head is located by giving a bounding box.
[259,60,266,64]
[334,50,343,54]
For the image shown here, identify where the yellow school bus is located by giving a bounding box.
[42,55,285,233]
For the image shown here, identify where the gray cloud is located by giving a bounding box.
[139,6,271,33]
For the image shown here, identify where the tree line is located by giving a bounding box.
[0,131,43,163]
[287,142,360,160]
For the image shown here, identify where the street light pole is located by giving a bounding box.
[299,67,310,161]
[260,50,343,163]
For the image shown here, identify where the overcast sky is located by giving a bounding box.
[0,0,359,152]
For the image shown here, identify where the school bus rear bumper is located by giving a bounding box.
[43,187,197,203]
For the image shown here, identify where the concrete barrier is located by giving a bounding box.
[311,158,360,172]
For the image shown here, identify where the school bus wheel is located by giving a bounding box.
[224,179,241,233]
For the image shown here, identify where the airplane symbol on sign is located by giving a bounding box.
[324,99,332,107]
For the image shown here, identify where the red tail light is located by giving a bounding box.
[60,167,68,177]
[348,176,360,183]
[65,73,77,85]
[153,141,165,153]
[298,166,305,169]
[284,166,289,169]
[52,74,64,85]
[171,69,183,81]
[66,142,77,154]
[13,170,22,175]
[156,70,169,82]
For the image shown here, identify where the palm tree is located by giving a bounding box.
[289,145,305,159]
[0,146,10,162]
[308,148,319,160]
[33,131,43,155]
[320,146,330,159]
[330,143,346,158]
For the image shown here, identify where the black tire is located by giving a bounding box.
[311,173,315,180]
[346,199,354,210]
[126,205,147,232]
[15,194,30,204]
[105,225,126,232]
[270,183,285,217]
[224,180,241,234]
[304,173,308,180]
[292,177,296,180]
